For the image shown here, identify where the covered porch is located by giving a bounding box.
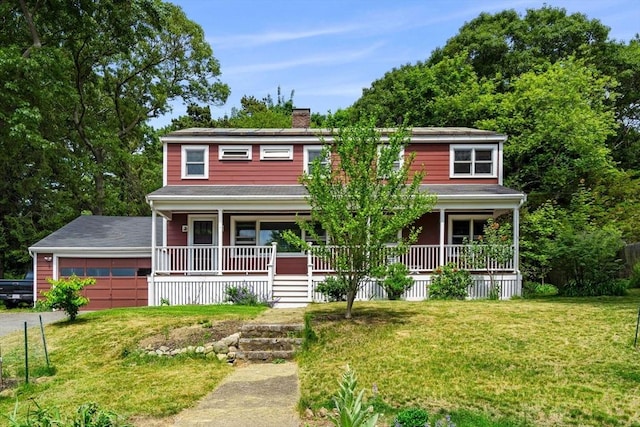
[146,184,525,306]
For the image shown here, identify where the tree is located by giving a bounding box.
[478,59,617,204]
[0,0,228,275]
[284,123,435,318]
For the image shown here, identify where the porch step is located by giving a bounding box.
[237,323,304,362]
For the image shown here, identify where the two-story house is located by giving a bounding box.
[30,109,526,309]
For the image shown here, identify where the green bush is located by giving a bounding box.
[224,285,261,306]
[429,263,472,300]
[381,263,414,300]
[394,407,429,426]
[316,276,348,302]
[523,282,558,298]
[630,263,640,288]
[42,275,94,321]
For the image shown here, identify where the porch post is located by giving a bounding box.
[439,208,445,267]
[150,208,157,306]
[512,207,520,272]
[217,208,224,275]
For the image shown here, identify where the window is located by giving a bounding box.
[304,145,329,174]
[181,145,209,179]
[219,145,252,160]
[260,145,293,160]
[60,267,85,277]
[450,145,497,177]
[377,145,404,175]
[235,222,257,246]
[449,216,490,244]
[232,218,327,253]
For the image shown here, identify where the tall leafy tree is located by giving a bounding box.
[0,0,229,275]
[284,124,435,319]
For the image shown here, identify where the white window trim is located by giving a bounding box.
[219,145,252,160]
[231,216,326,256]
[449,144,498,178]
[303,145,329,174]
[447,214,492,244]
[260,145,293,160]
[181,145,209,179]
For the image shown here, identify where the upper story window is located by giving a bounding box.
[304,145,329,174]
[377,145,404,174]
[181,145,209,179]
[450,145,497,178]
[260,145,293,160]
[219,145,252,160]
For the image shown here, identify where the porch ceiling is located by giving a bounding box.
[146,184,525,216]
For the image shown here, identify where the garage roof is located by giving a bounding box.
[29,216,162,252]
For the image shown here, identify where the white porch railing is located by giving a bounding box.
[153,243,514,275]
[309,244,514,273]
[154,245,274,274]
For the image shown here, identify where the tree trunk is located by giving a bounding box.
[345,291,355,319]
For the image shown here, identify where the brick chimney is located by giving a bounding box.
[292,108,311,128]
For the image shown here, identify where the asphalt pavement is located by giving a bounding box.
[0,311,68,337]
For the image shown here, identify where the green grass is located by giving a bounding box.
[0,304,266,421]
[2,294,640,426]
[298,291,640,426]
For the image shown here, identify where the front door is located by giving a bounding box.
[189,216,218,273]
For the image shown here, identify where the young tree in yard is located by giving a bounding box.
[285,124,435,319]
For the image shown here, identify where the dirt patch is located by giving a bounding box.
[138,320,244,350]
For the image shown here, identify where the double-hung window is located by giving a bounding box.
[450,145,497,178]
[304,146,329,174]
[181,145,209,179]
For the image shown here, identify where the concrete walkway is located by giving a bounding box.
[0,311,67,337]
[173,361,301,427]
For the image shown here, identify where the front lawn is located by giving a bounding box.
[0,304,265,422]
[298,291,640,426]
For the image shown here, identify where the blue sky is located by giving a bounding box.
[156,0,640,127]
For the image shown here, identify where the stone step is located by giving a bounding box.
[240,323,304,338]
[235,350,296,361]
[238,337,303,352]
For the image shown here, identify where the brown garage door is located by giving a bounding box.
[58,258,150,310]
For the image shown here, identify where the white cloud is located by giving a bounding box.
[224,42,385,75]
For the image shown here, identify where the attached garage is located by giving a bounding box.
[29,216,161,310]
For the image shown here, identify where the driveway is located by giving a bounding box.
[0,311,68,337]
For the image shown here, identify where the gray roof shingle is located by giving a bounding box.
[147,184,524,198]
[30,216,162,250]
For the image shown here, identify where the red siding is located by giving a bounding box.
[276,256,307,274]
[167,143,499,186]
[35,254,54,301]
[167,213,188,246]
[166,144,305,185]
[411,213,440,245]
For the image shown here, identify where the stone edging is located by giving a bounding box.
[142,332,241,363]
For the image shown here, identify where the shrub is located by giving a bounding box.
[523,282,558,298]
[630,263,640,288]
[381,263,414,300]
[42,275,94,321]
[225,285,261,306]
[394,407,429,427]
[328,365,379,427]
[316,276,348,302]
[429,263,472,300]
